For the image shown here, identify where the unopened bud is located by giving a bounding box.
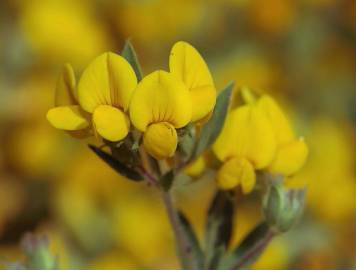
[263,182,306,233]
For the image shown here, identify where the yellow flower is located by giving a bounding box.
[47,52,137,142]
[213,89,308,192]
[213,97,276,193]
[257,95,308,176]
[170,41,216,122]
[130,70,192,159]
[46,64,91,138]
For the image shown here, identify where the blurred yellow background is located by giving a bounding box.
[0,0,356,269]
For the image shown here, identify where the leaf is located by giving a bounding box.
[204,191,234,269]
[192,82,234,160]
[219,222,271,270]
[178,212,205,270]
[121,40,143,81]
[208,245,226,270]
[89,145,143,181]
[160,170,175,191]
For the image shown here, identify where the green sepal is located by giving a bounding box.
[178,212,205,270]
[219,222,271,270]
[191,82,234,160]
[121,40,143,81]
[204,191,234,269]
[89,145,143,181]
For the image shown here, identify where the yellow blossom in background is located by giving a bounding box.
[53,151,139,253]
[112,196,176,267]
[115,0,203,45]
[248,0,296,36]
[289,119,356,223]
[18,0,110,65]
[215,49,278,94]
[89,252,138,270]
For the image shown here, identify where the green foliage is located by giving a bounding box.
[204,191,234,269]
[121,39,143,81]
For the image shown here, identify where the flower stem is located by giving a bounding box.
[161,191,195,270]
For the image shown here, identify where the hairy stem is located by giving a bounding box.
[161,191,195,270]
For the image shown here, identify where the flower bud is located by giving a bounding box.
[263,181,306,233]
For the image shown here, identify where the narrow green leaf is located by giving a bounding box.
[160,170,175,191]
[204,191,234,269]
[219,222,271,270]
[192,82,234,160]
[178,212,205,270]
[121,40,143,81]
[89,145,143,181]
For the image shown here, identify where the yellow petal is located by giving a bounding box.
[143,122,178,160]
[78,52,137,113]
[93,105,130,142]
[217,157,256,193]
[46,105,89,130]
[55,63,77,106]
[129,70,192,131]
[213,104,276,169]
[170,41,216,122]
[184,156,206,177]
[269,138,309,176]
[258,95,294,144]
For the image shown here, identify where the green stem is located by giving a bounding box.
[161,191,195,270]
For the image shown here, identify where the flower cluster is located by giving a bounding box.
[47,41,216,160]
[45,40,308,270]
[47,41,308,196]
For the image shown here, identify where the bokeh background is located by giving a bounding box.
[1,0,356,269]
